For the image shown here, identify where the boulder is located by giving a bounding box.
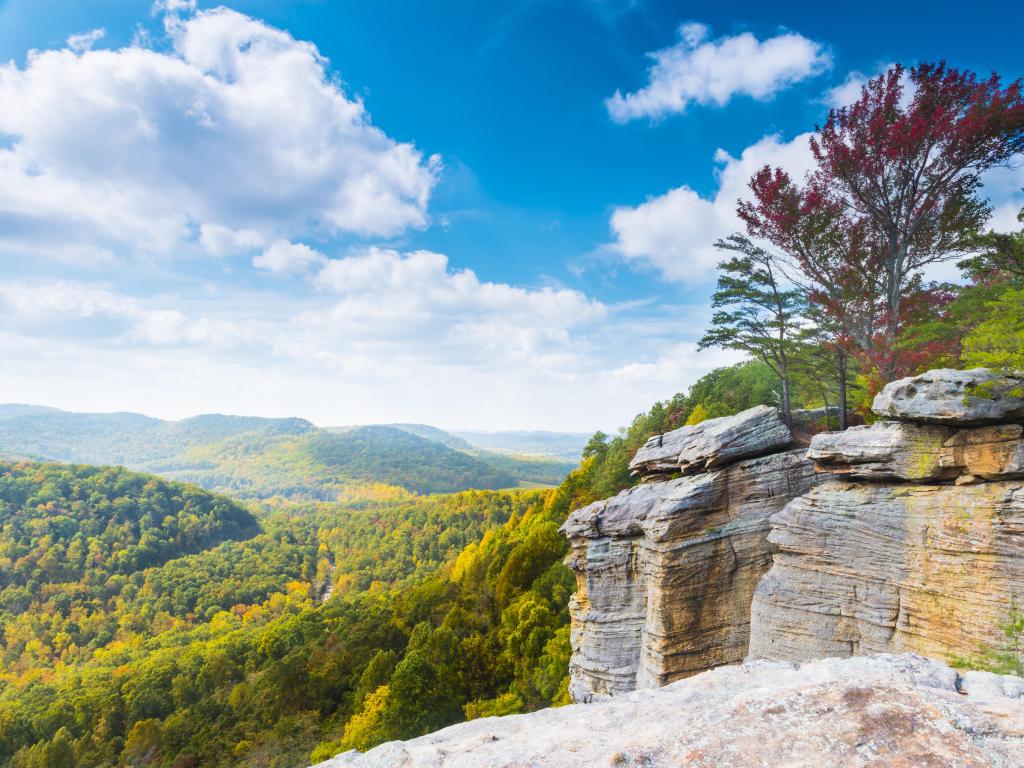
[561,449,819,701]
[312,654,1024,768]
[807,422,1024,482]
[748,479,1024,664]
[872,367,1024,424]
[629,405,791,478]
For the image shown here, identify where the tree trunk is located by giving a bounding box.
[780,368,793,429]
[837,351,848,431]
[880,240,906,383]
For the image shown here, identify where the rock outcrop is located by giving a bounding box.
[872,367,1024,424]
[313,654,1024,768]
[629,404,791,476]
[750,367,1024,665]
[806,420,1024,482]
[561,406,820,700]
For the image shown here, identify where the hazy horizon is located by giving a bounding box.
[0,400,596,438]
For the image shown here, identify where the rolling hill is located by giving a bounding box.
[0,407,575,498]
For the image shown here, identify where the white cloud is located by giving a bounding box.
[607,23,831,122]
[823,69,874,109]
[253,239,326,273]
[0,259,714,430]
[982,163,1024,233]
[822,63,912,110]
[0,280,249,348]
[308,248,606,364]
[0,6,440,265]
[199,223,265,258]
[151,0,197,18]
[66,29,105,53]
[609,132,815,282]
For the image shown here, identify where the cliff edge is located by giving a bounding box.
[312,653,1024,768]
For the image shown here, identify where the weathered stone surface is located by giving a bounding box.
[313,654,1024,768]
[807,421,949,480]
[872,367,1024,424]
[628,405,791,477]
[749,479,1024,663]
[561,449,819,701]
[807,421,1024,482]
[941,424,1024,481]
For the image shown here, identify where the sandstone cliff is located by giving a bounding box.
[750,368,1024,665]
[559,405,821,700]
[313,653,1024,768]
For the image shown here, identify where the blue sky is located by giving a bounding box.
[0,0,1022,430]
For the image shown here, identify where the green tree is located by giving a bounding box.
[961,288,1024,371]
[699,235,804,426]
[382,650,461,740]
[960,204,1024,282]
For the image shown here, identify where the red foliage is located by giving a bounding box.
[739,61,1024,384]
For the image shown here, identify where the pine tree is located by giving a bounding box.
[698,235,804,426]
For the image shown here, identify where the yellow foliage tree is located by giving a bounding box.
[685,403,710,426]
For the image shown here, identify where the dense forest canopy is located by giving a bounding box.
[0,460,573,768]
[0,357,835,768]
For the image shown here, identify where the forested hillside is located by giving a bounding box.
[0,409,314,468]
[0,410,573,497]
[0,460,574,768]
[0,359,826,768]
[0,409,577,499]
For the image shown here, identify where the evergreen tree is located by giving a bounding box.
[699,235,804,426]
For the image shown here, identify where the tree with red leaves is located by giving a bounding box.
[732,62,1024,422]
[810,62,1024,382]
[739,168,881,427]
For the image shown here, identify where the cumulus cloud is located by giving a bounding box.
[305,248,607,366]
[0,280,249,347]
[253,240,327,273]
[822,63,911,110]
[607,23,831,122]
[609,132,815,281]
[609,118,1021,284]
[0,5,440,265]
[982,163,1024,233]
[199,223,265,258]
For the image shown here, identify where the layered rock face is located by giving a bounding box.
[315,654,1024,768]
[560,406,821,701]
[750,367,1024,664]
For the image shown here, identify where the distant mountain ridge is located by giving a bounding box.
[0,405,579,498]
[451,429,590,459]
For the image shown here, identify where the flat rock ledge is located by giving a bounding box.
[807,420,1024,482]
[312,653,1024,768]
[873,368,1024,424]
[629,405,791,478]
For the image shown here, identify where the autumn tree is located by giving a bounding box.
[698,235,804,426]
[739,167,880,427]
[810,62,1024,381]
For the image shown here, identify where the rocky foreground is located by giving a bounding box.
[314,653,1024,768]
